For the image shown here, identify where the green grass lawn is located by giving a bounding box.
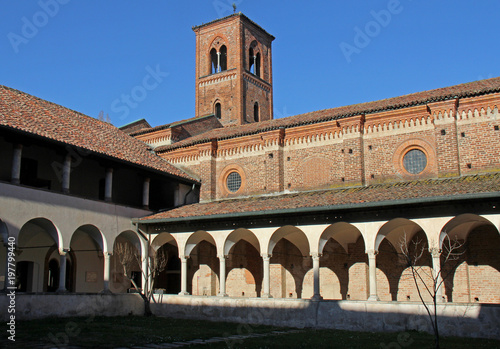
[3,315,500,348]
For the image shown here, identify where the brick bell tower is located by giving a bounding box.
[193,13,275,126]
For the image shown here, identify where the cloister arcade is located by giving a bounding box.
[3,213,498,304]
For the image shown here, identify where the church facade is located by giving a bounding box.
[1,12,499,336]
[127,13,500,304]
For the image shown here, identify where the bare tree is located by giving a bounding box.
[399,232,465,349]
[114,242,168,316]
[97,110,112,123]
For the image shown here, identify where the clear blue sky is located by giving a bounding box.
[2,1,499,127]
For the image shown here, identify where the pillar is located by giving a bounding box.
[261,253,272,298]
[311,253,323,301]
[142,177,150,209]
[217,254,227,297]
[216,52,221,72]
[103,252,111,293]
[3,243,9,291]
[11,144,22,185]
[367,249,379,301]
[57,249,69,292]
[142,249,148,294]
[62,154,72,194]
[105,168,113,202]
[178,255,189,295]
[430,248,445,302]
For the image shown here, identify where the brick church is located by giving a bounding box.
[1,12,499,336]
[120,13,500,304]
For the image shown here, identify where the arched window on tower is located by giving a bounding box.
[210,48,218,74]
[249,47,255,74]
[215,102,221,119]
[220,45,227,71]
[254,102,259,122]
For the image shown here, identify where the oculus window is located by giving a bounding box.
[226,171,242,192]
[403,149,427,174]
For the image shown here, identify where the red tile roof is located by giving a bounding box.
[138,173,500,222]
[156,77,500,152]
[0,85,197,182]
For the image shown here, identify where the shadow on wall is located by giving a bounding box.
[149,296,500,340]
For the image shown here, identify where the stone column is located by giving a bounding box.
[142,177,150,209]
[430,248,444,302]
[57,249,69,292]
[367,249,379,301]
[62,154,72,194]
[105,168,113,202]
[3,243,9,291]
[311,253,323,301]
[178,255,190,295]
[261,253,272,298]
[142,250,148,294]
[102,252,111,293]
[216,52,221,72]
[11,144,22,185]
[217,254,228,297]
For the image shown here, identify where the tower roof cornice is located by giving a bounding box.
[192,12,275,41]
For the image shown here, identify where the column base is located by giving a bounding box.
[261,293,273,299]
[100,289,112,294]
[56,289,69,293]
[217,293,228,297]
[178,291,190,296]
[367,295,380,301]
[311,295,323,301]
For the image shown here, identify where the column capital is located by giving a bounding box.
[217,254,227,260]
[311,252,322,260]
[59,248,70,256]
[261,253,272,260]
[366,249,378,257]
[103,251,112,258]
[179,255,189,261]
[429,247,441,257]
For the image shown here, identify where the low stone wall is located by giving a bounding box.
[1,293,144,321]
[2,293,499,340]
[150,296,500,340]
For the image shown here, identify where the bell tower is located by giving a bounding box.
[193,13,275,126]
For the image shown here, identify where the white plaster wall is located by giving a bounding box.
[151,296,500,340]
[0,182,151,252]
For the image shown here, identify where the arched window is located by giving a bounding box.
[215,102,221,119]
[210,48,218,74]
[254,102,259,122]
[249,47,255,74]
[220,45,227,71]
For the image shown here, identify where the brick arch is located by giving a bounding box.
[440,214,498,245]
[319,222,363,254]
[297,156,335,190]
[224,228,260,256]
[392,138,437,179]
[209,35,228,51]
[184,230,217,257]
[226,239,262,297]
[218,164,247,197]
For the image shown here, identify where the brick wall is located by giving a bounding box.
[161,94,500,202]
